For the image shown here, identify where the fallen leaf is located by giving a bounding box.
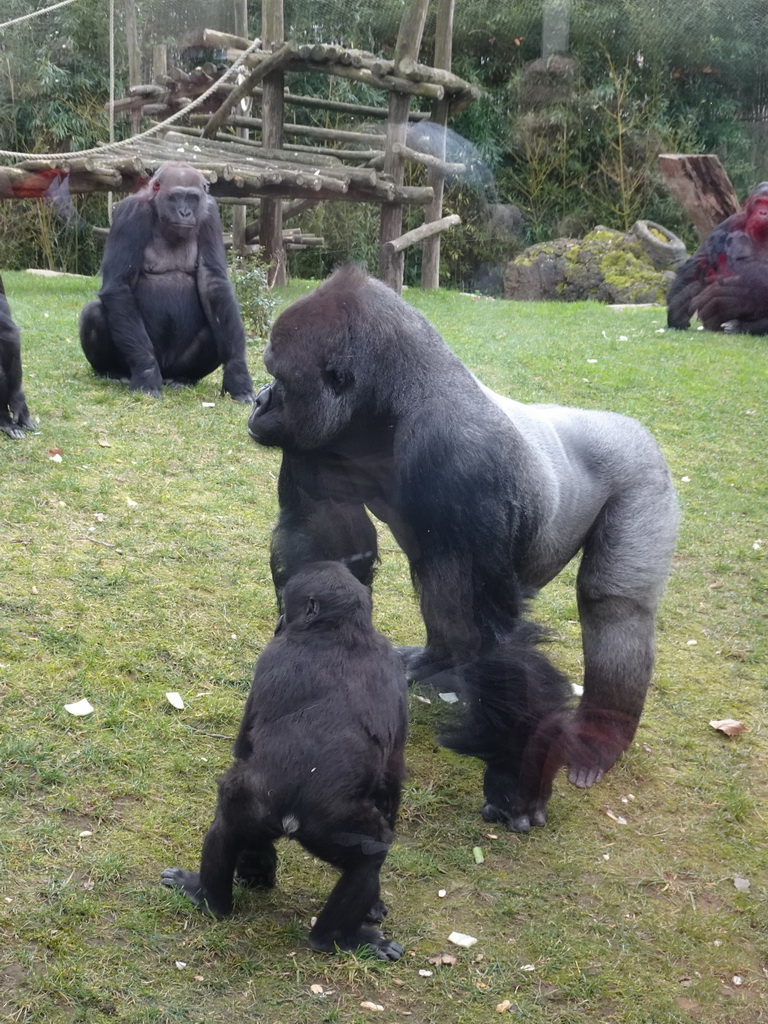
[414,695,431,704]
[709,719,745,736]
[473,846,485,864]
[418,969,433,977]
[438,692,459,703]
[79,830,92,838]
[733,876,750,892]
[428,953,457,967]
[448,931,477,948]
[605,809,628,825]
[175,961,187,969]
[126,498,138,508]
[360,1000,384,1011]
[310,984,324,994]
[496,1001,513,1013]
[165,691,185,710]
[520,964,536,972]
[64,698,94,716]
[98,438,112,448]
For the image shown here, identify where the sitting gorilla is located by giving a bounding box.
[667,181,768,334]
[248,264,679,832]
[79,162,254,400]
[162,562,407,960]
[0,276,36,439]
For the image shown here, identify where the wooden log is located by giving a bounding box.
[202,28,255,51]
[380,0,431,291]
[396,55,471,92]
[383,213,461,254]
[422,0,454,290]
[392,141,465,176]
[214,116,386,147]
[260,0,286,287]
[170,123,343,166]
[202,42,294,139]
[658,154,740,241]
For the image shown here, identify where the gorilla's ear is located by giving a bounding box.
[305,597,320,622]
[323,366,354,395]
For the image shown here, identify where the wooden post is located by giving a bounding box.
[153,45,167,81]
[421,0,454,289]
[379,0,431,292]
[124,0,142,135]
[232,0,249,255]
[260,0,286,285]
[658,154,740,240]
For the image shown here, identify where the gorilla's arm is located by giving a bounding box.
[271,451,379,599]
[695,262,768,334]
[97,198,164,395]
[196,199,254,402]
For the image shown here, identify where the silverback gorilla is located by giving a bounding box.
[162,562,407,960]
[79,162,254,400]
[0,276,36,439]
[248,264,679,832]
[667,181,768,334]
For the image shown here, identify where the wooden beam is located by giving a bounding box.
[201,42,293,139]
[383,214,461,254]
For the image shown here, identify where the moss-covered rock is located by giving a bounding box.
[504,227,677,303]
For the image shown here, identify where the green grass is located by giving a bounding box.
[1,270,766,1024]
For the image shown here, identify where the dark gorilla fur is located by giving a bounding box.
[79,162,254,400]
[248,264,679,832]
[667,181,768,334]
[0,276,36,439]
[161,561,407,961]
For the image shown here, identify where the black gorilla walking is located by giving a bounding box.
[162,562,407,960]
[79,162,254,401]
[248,264,679,832]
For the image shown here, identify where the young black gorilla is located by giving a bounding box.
[0,276,36,439]
[79,162,254,400]
[161,562,407,961]
[248,264,679,832]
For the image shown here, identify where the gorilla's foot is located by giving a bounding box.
[565,707,638,789]
[400,646,465,692]
[160,867,226,919]
[309,923,403,961]
[481,761,554,833]
[481,797,548,834]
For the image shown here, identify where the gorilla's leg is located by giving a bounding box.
[161,810,274,919]
[569,488,678,788]
[79,300,130,379]
[235,844,277,888]
[160,326,221,386]
[303,808,403,961]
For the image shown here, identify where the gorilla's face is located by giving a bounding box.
[248,294,359,451]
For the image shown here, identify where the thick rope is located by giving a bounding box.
[0,0,78,31]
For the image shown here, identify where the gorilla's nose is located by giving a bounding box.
[253,384,273,414]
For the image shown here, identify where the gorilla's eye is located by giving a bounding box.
[322,367,353,395]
